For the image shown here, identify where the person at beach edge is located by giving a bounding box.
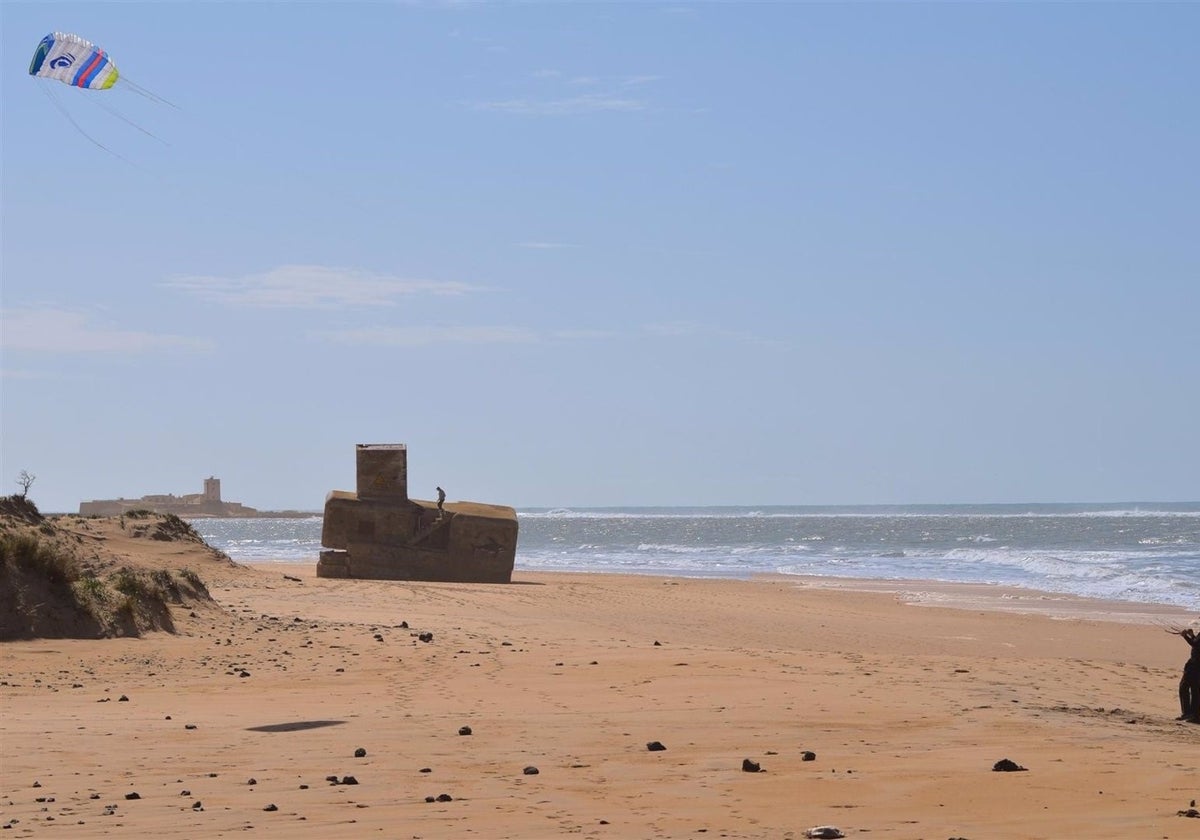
[1177,627,1200,722]
[437,486,445,513]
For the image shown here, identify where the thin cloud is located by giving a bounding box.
[551,329,615,340]
[164,265,475,309]
[0,367,53,380]
[644,320,705,338]
[517,241,576,250]
[471,94,647,115]
[475,69,661,116]
[0,307,212,354]
[643,321,782,347]
[313,325,538,347]
[537,71,661,87]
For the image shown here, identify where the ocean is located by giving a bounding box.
[189,503,1200,611]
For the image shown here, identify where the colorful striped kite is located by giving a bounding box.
[29,32,120,90]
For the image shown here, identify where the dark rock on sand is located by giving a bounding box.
[124,792,140,800]
[802,751,817,761]
[804,827,844,839]
[523,766,539,775]
[354,747,367,757]
[741,759,761,773]
[646,741,667,752]
[458,726,472,736]
[263,803,278,812]
[992,758,1028,772]
[1178,808,1200,818]
[341,775,358,785]
[436,793,452,802]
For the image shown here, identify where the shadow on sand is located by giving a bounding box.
[246,720,347,733]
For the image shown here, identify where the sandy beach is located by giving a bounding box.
[3,533,1199,839]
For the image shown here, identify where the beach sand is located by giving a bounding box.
[3,544,1199,838]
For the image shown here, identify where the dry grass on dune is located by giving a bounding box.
[0,495,234,641]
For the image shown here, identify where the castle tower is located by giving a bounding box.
[356,444,408,503]
[203,477,221,502]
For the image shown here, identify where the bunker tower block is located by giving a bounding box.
[318,444,518,583]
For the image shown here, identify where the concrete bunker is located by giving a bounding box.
[317,444,517,583]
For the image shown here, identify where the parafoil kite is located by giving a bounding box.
[27,32,175,160]
[29,32,119,90]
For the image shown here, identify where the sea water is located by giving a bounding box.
[189,504,1200,611]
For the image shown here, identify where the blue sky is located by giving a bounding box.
[2,1,1197,513]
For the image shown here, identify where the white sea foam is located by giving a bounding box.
[518,505,1200,521]
[191,506,1200,610]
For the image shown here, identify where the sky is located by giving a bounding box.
[2,1,1198,513]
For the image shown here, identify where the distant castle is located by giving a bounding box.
[79,477,261,518]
